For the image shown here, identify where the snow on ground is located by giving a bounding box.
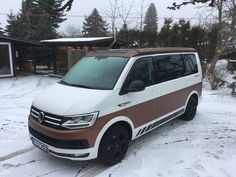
[0,75,236,177]
[0,76,59,157]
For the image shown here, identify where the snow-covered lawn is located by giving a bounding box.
[0,75,236,177]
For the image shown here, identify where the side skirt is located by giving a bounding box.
[134,108,185,138]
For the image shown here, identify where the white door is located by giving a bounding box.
[0,42,13,77]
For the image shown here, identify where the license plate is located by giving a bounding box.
[31,137,48,153]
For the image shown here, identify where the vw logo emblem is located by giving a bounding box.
[38,112,45,123]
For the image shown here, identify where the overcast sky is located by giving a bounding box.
[0,0,203,33]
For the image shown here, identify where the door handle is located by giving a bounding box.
[118,101,131,107]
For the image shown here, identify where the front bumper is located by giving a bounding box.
[28,116,100,161]
[29,134,97,160]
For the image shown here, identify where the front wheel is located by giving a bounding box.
[182,96,198,121]
[98,125,130,166]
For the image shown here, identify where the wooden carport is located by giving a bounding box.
[41,37,129,75]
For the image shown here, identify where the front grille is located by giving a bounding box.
[30,106,65,129]
[29,126,89,149]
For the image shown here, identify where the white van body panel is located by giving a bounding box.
[32,83,112,116]
[98,88,124,117]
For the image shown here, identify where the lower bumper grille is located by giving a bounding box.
[29,126,89,149]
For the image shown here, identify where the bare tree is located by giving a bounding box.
[208,2,235,67]
[167,0,225,10]
[57,0,74,12]
[117,0,136,30]
[103,0,119,35]
[204,0,236,89]
[168,0,235,89]
[140,0,145,31]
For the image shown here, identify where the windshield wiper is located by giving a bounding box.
[70,84,93,89]
[59,80,70,85]
[60,80,93,89]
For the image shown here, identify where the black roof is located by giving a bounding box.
[0,35,41,46]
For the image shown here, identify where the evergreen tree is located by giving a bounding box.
[33,0,66,40]
[159,18,173,46]
[118,29,146,48]
[5,0,66,69]
[143,3,158,47]
[169,23,181,46]
[5,11,25,38]
[0,23,4,35]
[178,19,191,47]
[20,0,38,39]
[143,3,158,33]
[6,0,65,41]
[82,8,108,37]
[190,26,206,48]
[159,19,192,47]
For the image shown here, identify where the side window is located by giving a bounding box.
[125,57,153,87]
[170,55,185,78]
[154,54,185,83]
[182,54,198,75]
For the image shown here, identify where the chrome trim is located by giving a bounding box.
[31,109,39,115]
[30,107,62,127]
[45,115,61,122]
[44,120,60,126]
[31,112,38,118]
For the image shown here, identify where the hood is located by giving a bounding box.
[32,83,112,116]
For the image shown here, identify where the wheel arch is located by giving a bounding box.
[184,91,199,111]
[94,116,134,156]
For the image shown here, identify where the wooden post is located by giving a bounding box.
[52,46,57,75]
[11,43,16,77]
[32,46,37,74]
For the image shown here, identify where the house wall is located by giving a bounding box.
[68,49,86,69]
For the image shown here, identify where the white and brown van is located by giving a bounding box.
[28,48,202,166]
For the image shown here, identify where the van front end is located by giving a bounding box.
[28,108,102,161]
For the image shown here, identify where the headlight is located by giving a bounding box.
[62,112,99,129]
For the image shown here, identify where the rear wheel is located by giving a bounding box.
[182,96,198,121]
[98,125,129,166]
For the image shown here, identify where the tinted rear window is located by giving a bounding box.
[153,54,198,83]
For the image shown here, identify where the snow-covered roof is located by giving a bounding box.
[40,37,124,47]
[41,37,112,43]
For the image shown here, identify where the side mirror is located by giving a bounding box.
[126,80,145,93]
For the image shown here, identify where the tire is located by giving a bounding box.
[182,96,198,121]
[98,125,130,166]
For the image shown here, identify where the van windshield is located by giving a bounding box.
[61,56,129,90]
